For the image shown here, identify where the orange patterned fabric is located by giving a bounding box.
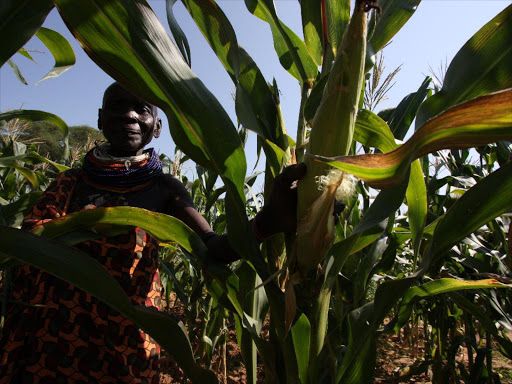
[0,169,163,384]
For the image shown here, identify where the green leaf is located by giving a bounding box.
[12,164,38,188]
[7,59,28,84]
[0,109,70,161]
[324,174,409,290]
[421,161,512,273]
[325,0,350,58]
[304,73,328,124]
[238,262,268,383]
[337,302,377,383]
[367,0,422,64]
[336,275,420,382]
[0,225,217,384]
[291,313,311,384]
[51,0,250,262]
[0,0,54,68]
[34,27,76,84]
[35,206,208,258]
[0,193,42,228]
[354,109,426,258]
[316,89,512,189]
[395,278,511,332]
[450,292,512,358]
[166,0,191,67]
[34,206,244,316]
[182,0,286,148]
[416,5,512,128]
[388,77,431,141]
[17,47,35,62]
[0,151,69,173]
[244,0,318,86]
[300,0,323,65]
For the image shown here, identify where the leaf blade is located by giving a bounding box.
[316,89,512,189]
[34,26,76,84]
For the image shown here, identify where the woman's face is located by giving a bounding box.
[99,84,161,156]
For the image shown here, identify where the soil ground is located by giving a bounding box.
[159,298,512,383]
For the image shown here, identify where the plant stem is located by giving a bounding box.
[308,287,331,377]
[296,84,311,163]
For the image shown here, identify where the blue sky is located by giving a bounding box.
[1,0,510,172]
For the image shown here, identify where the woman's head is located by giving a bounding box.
[98,82,162,156]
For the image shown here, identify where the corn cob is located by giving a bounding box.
[296,0,370,274]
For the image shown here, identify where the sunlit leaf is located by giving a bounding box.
[182,0,286,148]
[315,89,512,189]
[416,4,512,127]
[0,152,69,173]
[388,77,431,141]
[244,0,318,86]
[300,0,323,65]
[325,0,350,58]
[7,59,28,84]
[395,278,511,332]
[0,225,218,384]
[0,0,54,67]
[367,0,422,68]
[0,109,69,161]
[17,47,35,62]
[354,109,426,257]
[34,27,76,84]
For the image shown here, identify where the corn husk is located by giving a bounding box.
[297,1,368,274]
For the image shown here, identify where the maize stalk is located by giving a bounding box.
[296,0,370,275]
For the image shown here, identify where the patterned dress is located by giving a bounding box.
[0,169,163,384]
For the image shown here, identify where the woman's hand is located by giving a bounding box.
[253,163,307,240]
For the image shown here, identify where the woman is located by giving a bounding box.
[0,82,305,383]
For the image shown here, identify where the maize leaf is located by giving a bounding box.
[315,88,512,189]
[0,152,69,173]
[244,0,318,86]
[394,278,512,332]
[183,0,287,150]
[0,0,54,67]
[0,192,43,228]
[324,0,350,58]
[6,59,28,84]
[301,0,323,65]
[0,226,218,383]
[354,109,426,258]
[420,160,512,273]
[35,27,76,85]
[291,313,311,384]
[165,0,191,67]
[367,0,422,56]
[416,4,512,128]
[0,109,70,162]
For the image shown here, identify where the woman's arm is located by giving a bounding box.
[164,163,307,263]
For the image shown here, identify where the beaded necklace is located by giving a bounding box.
[82,144,163,192]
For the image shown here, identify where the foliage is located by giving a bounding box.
[1,1,512,384]
[1,121,102,162]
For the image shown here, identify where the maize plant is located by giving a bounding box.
[2,0,512,383]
